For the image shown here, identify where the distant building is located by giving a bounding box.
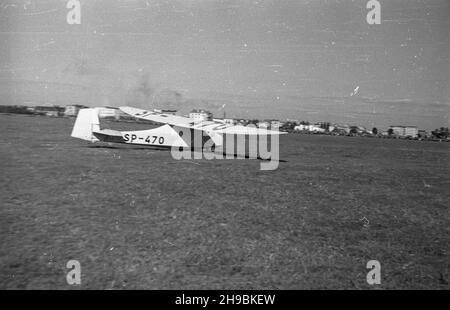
[213,118,236,125]
[95,107,120,119]
[189,109,213,121]
[270,120,281,129]
[418,130,428,139]
[236,119,250,126]
[294,124,308,131]
[32,105,64,117]
[333,124,351,134]
[64,104,88,117]
[257,121,270,129]
[404,126,419,137]
[224,118,235,124]
[258,120,282,129]
[154,109,177,115]
[349,125,370,135]
[389,126,418,137]
[309,125,326,133]
[357,126,370,134]
[294,124,325,133]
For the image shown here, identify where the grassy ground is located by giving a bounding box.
[0,114,449,289]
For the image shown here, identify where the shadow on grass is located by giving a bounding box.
[86,145,167,151]
[85,145,288,162]
[222,153,288,162]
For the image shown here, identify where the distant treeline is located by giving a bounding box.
[431,127,450,140]
[1,104,448,141]
[0,105,33,114]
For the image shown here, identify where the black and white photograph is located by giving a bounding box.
[0,0,449,293]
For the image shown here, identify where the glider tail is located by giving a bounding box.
[71,108,100,142]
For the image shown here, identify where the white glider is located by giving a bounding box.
[71,107,286,150]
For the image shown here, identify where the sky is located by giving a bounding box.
[0,0,449,130]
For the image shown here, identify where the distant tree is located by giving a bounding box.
[349,127,358,134]
[0,105,32,115]
[387,128,394,136]
[288,122,296,130]
[320,122,331,130]
[280,121,295,131]
[372,127,378,135]
[431,127,449,139]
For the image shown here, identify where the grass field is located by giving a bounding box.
[0,114,449,289]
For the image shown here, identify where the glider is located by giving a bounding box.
[71,106,286,151]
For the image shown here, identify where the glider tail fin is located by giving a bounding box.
[71,108,100,142]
